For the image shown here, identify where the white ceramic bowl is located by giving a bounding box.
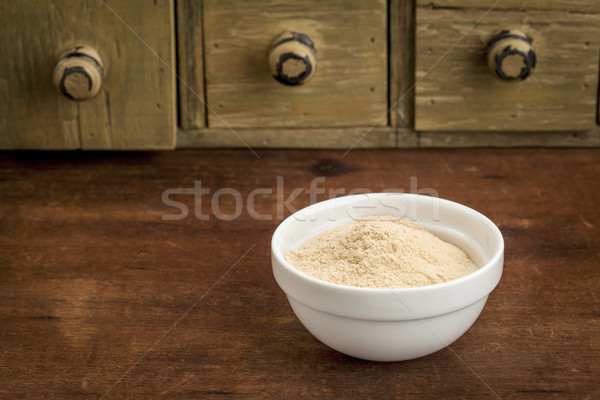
[271,193,504,361]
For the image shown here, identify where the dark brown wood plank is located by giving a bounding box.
[0,149,598,399]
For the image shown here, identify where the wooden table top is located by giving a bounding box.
[1,149,598,399]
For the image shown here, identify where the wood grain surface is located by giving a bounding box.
[0,0,176,150]
[415,6,600,131]
[417,0,600,12]
[177,125,600,149]
[0,149,599,399]
[389,0,414,129]
[201,0,387,128]
[176,0,206,130]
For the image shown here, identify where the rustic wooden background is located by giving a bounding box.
[0,0,175,150]
[0,148,598,398]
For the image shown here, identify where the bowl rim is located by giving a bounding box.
[271,193,505,320]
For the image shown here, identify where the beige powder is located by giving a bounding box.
[285,216,478,288]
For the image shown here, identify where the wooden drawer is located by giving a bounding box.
[180,0,387,129]
[0,0,176,149]
[415,1,600,131]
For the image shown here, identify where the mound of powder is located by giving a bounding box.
[285,216,478,288]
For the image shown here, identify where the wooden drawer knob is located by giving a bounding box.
[268,31,317,85]
[53,45,104,100]
[487,30,536,81]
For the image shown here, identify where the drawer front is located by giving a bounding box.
[415,4,600,131]
[0,0,176,149]
[201,0,387,128]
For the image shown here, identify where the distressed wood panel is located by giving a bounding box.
[202,0,387,128]
[415,8,600,131]
[176,0,205,130]
[177,127,398,149]
[417,0,600,12]
[389,0,414,129]
[177,126,600,149]
[418,128,600,147]
[1,149,600,397]
[0,0,176,149]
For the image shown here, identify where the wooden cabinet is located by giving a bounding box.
[415,0,600,132]
[2,1,600,149]
[178,0,388,131]
[0,0,176,150]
